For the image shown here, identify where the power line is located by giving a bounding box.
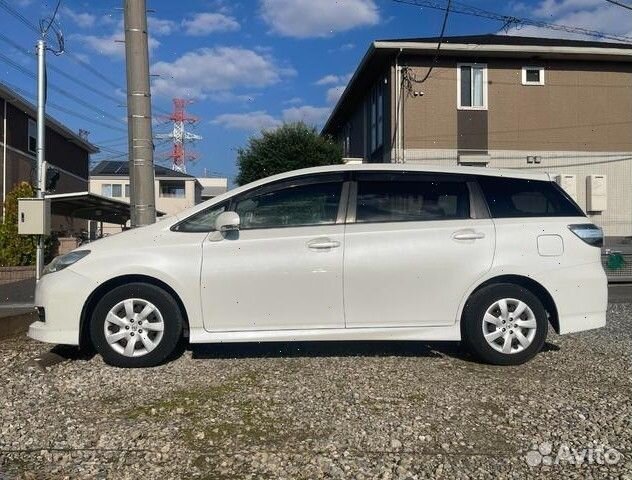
[414,0,452,84]
[392,0,632,44]
[0,51,126,126]
[606,0,632,10]
[0,32,124,106]
[2,82,127,134]
[0,0,41,35]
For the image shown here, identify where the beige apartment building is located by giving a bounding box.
[323,35,632,239]
[89,161,227,235]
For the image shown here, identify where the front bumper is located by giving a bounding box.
[28,268,97,346]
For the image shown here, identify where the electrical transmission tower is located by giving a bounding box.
[155,98,202,173]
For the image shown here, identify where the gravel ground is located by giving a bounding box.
[1,305,631,479]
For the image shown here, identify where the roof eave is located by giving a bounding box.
[321,42,378,136]
[373,41,632,60]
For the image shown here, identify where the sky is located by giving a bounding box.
[1,0,631,183]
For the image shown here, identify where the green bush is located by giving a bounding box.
[235,122,343,186]
[0,182,37,266]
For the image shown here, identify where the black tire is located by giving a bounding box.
[461,283,548,365]
[90,282,183,368]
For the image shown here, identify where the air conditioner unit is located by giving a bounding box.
[555,174,578,202]
[586,174,607,212]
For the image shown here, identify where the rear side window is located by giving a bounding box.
[356,173,470,223]
[477,176,583,218]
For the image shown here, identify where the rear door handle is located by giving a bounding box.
[307,238,341,249]
[452,230,486,241]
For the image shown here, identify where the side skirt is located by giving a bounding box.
[189,324,462,344]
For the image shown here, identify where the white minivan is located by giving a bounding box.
[29,164,607,368]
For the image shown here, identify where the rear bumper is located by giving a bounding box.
[28,268,97,346]
[542,261,608,335]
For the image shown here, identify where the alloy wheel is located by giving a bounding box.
[481,298,537,354]
[103,298,165,357]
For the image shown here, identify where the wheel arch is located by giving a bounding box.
[462,274,560,334]
[79,274,190,350]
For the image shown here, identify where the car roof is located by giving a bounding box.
[267,163,551,181]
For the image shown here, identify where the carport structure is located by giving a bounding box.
[47,191,133,226]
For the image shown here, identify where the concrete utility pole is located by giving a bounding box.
[35,38,47,280]
[124,0,156,227]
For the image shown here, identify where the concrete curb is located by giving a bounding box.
[0,311,36,340]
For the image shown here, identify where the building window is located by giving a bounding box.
[522,66,545,86]
[160,180,186,198]
[369,78,384,153]
[27,118,37,154]
[458,63,487,110]
[125,184,130,197]
[101,184,123,198]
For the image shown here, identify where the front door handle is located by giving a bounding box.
[307,238,341,249]
[452,230,486,241]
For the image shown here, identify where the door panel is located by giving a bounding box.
[201,225,345,331]
[344,218,495,327]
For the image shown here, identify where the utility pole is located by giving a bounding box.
[35,38,47,280]
[124,0,156,227]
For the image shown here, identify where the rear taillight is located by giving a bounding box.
[568,224,603,247]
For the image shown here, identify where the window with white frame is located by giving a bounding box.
[458,63,487,110]
[522,66,545,86]
[27,118,37,154]
[101,183,122,198]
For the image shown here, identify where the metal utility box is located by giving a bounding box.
[586,175,607,212]
[17,198,51,235]
[555,174,578,202]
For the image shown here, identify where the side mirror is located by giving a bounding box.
[215,211,240,232]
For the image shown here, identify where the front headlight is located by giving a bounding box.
[42,250,91,276]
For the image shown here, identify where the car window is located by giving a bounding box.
[356,175,470,223]
[477,176,584,218]
[173,203,227,232]
[235,181,342,229]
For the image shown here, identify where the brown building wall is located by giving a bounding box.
[398,57,632,153]
[1,98,90,228]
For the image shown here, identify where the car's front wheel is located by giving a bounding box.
[90,282,183,368]
[461,283,548,365]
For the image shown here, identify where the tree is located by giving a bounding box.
[0,182,37,266]
[235,122,343,186]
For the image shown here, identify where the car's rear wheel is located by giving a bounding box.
[461,283,548,365]
[90,282,183,368]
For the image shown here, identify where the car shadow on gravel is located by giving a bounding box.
[190,340,468,361]
[190,340,561,363]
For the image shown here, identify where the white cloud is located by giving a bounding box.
[212,111,281,131]
[149,17,177,36]
[283,97,303,105]
[260,0,379,38]
[76,31,160,58]
[507,0,632,40]
[182,12,240,36]
[151,47,295,98]
[213,105,332,132]
[315,74,339,86]
[282,105,331,125]
[326,86,346,104]
[63,7,96,28]
[75,17,170,59]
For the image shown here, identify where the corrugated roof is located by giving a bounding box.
[91,160,195,178]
